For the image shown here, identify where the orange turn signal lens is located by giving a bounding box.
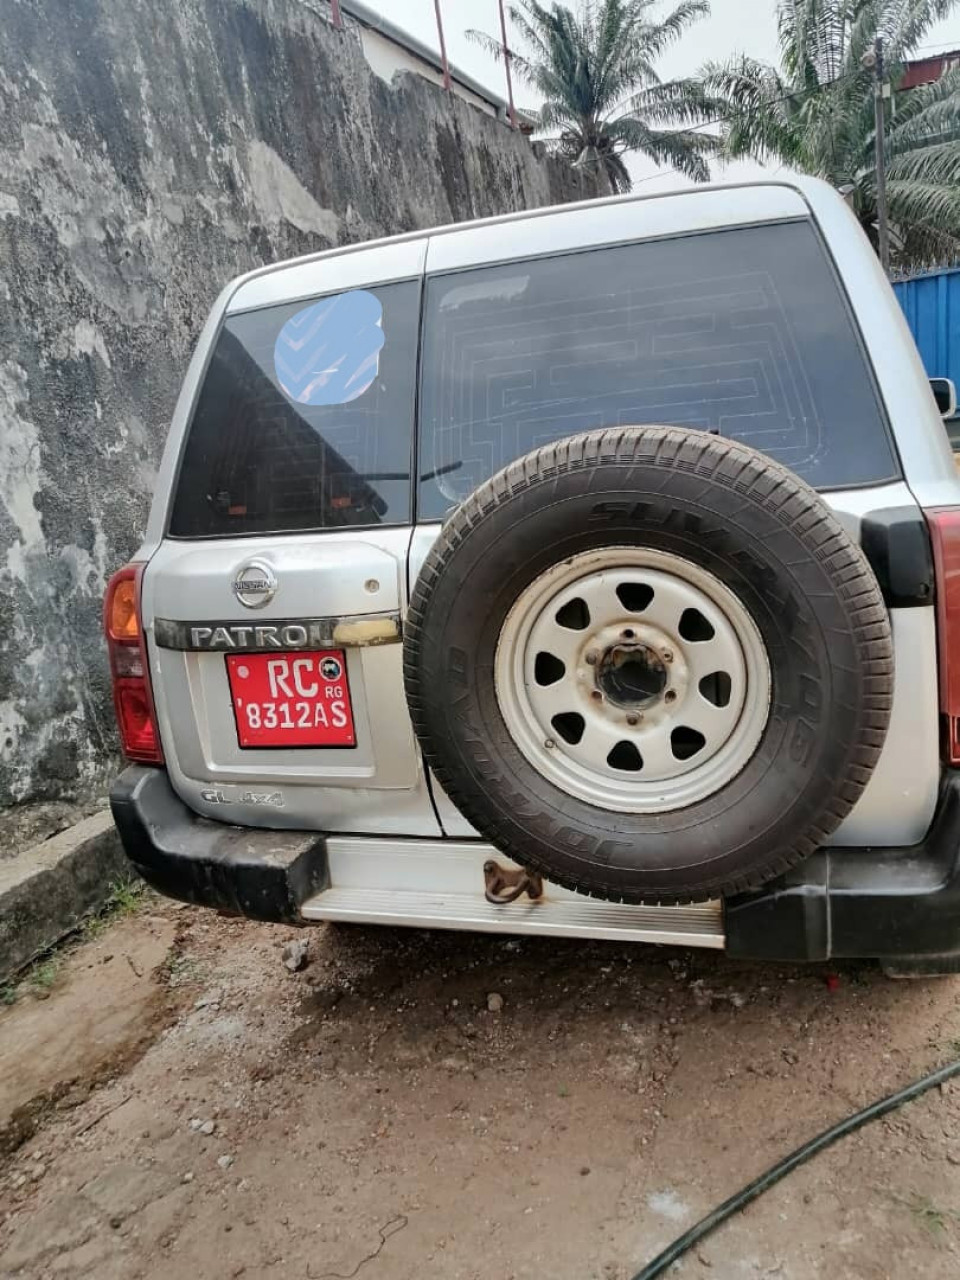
[108,577,139,640]
[104,562,163,764]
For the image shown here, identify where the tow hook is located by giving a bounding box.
[483,859,543,905]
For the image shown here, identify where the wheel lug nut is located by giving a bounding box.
[626,713,640,726]
[662,650,673,663]
[544,738,556,749]
[591,690,603,701]
[622,628,635,640]
[664,689,677,703]
[585,650,598,665]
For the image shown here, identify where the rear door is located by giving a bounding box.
[412,191,940,847]
[141,241,443,836]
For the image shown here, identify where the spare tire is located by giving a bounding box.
[404,427,894,904]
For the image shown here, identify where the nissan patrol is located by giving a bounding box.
[106,177,960,970]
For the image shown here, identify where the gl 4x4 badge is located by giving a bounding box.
[201,789,284,808]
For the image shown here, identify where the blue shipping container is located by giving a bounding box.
[893,268,960,411]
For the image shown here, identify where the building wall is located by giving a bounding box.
[358,27,497,116]
[0,0,595,813]
[900,50,960,89]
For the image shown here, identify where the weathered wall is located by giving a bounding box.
[0,0,594,814]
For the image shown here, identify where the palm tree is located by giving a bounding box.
[467,0,717,193]
[702,0,960,268]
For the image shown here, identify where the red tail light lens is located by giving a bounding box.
[925,509,960,764]
[104,564,163,764]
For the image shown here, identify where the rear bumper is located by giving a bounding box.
[111,767,960,961]
[725,773,960,962]
[110,766,327,924]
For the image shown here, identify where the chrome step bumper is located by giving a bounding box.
[113,767,960,963]
[300,837,724,947]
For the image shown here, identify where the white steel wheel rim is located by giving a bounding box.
[494,547,771,814]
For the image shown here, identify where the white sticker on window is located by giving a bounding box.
[273,289,384,406]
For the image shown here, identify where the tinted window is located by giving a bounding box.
[169,281,419,537]
[418,221,898,519]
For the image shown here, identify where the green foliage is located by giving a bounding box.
[104,878,143,916]
[82,877,144,939]
[0,879,145,1005]
[30,958,60,992]
[702,0,960,269]
[1,954,63,1006]
[468,0,716,192]
[906,1192,958,1234]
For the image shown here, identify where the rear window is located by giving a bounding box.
[169,280,419,537]
[417,220,899,520]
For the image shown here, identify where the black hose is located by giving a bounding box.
[630,1055,960,1280]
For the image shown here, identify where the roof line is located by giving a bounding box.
[339,0,512,114]
[905,47,960,61]
[223,176,819,308]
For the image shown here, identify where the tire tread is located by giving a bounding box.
[404,426,895,905]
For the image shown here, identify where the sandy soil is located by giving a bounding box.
[2,897,960,1279]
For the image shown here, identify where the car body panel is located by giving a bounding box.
[143,526,443,835]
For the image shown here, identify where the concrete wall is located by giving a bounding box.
[0,0,595,814]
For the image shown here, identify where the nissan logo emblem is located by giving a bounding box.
[232,560,278,609]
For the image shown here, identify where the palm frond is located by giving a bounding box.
[702,0,960,269]
[601,115,713,183]
[885,0,960,63]
[467,0,714,186]
[885,176,960,231]
[638,0,711,61]
[601,149,632,192]
[888,139,960,182]
[626,77,723,126]
[537,98,584,132]
[464,28,536,84]
[701,56,798,162]
[887,68,960,147]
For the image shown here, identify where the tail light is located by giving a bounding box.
[104,564,163,764]
[925,509,960,764]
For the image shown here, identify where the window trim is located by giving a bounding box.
[164,277,423,541]
[805,216,906,488]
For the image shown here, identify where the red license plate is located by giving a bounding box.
[225,651,356,749]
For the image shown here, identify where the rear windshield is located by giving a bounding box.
[170,221,900,538]
[168,280,420,538]
[417,220,899,519]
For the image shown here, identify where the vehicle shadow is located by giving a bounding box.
[291,921,956,1096]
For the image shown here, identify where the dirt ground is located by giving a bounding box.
[3,898,960,1280]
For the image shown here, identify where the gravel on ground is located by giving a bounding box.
[2,896,960,1279]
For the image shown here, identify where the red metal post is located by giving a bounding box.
[434,0,452,91]
[498,0,519,128]
[330,0,343,29]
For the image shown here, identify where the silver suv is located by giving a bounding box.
[107,178,960,971]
